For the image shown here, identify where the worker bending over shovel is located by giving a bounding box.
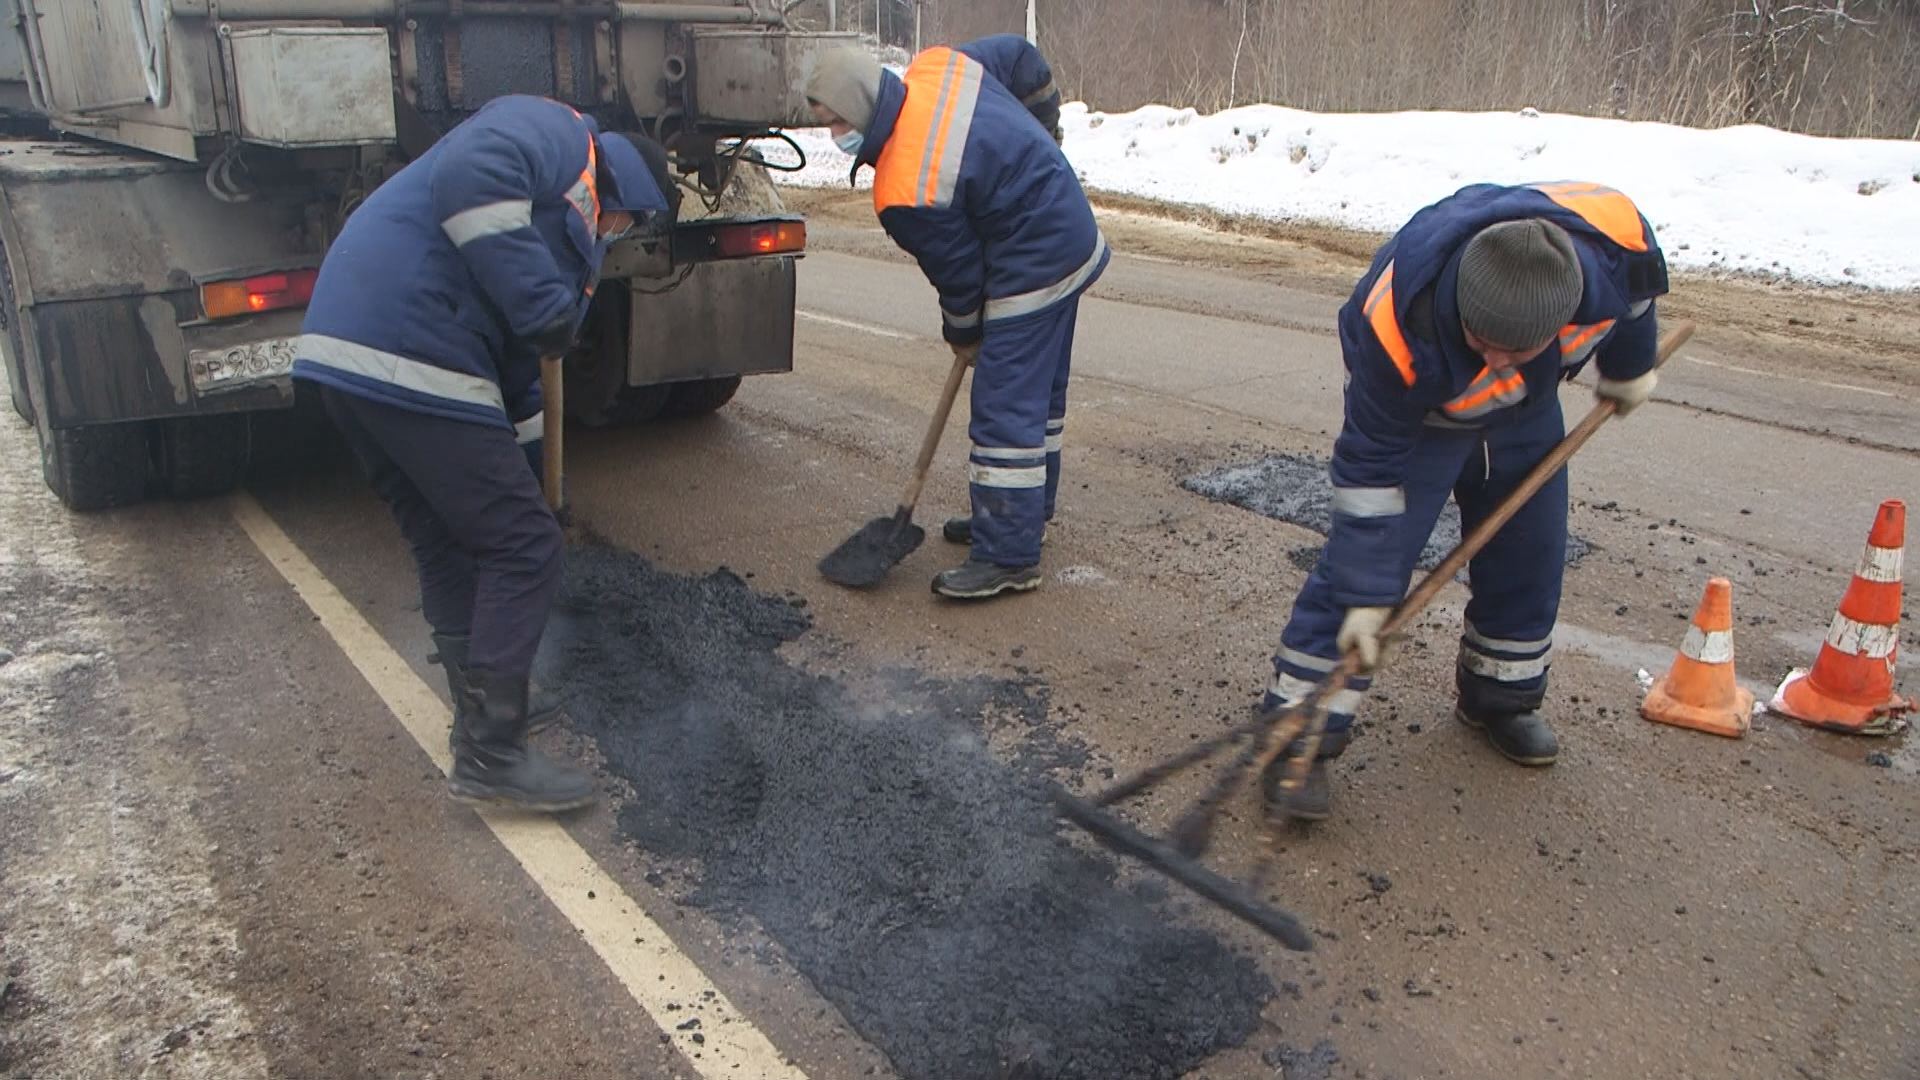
[807,37,1106,600]
[1261,182,1670,822]
[293,96,677,812]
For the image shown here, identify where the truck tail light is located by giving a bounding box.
[709,220,807,259]
[201,269,319,320]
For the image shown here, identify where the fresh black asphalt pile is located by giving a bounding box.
[542,545,1272,1080]
[1184,452,1590,568]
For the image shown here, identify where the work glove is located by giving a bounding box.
[952,342,980,368]
[1336,606,1393,672]
[1595,370,1658,417]
[1052,125,1065,146]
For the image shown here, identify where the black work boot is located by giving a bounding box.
[1454,704,1559,766]
[1261,727,1351,823]
[447,668,597,812]
[430,633,561,734]
[932,557,1042,599]
[942,516,1048,546]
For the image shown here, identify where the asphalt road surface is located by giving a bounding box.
[2,196,1915,1080]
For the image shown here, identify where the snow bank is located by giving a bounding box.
[776,102,1920,290]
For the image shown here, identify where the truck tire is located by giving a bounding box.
[665,376,743,418]
[38,420,149,511]
[154,415,252,499]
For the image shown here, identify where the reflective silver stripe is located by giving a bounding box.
[985,233,1109,321]
[1424,412,1481,430]
[968,462,1046,489]
[1046,418,1066,432]
[565,176,596,224]
[1045,432,1064,453]
[970,444,1046,461]
[1022,80,1058,107]
[929,60,983,207]
[1626,299,1653,319]
[297,334,505,412]
[1560,327,1612,368]
[1858,544,1903,583]
[1459,649,1552,681]
[515,413,545,445]
[1442,367,1530,419]
[442,199,534,248]
[944,306,982,330]
[1278,647,1338,675]
[1330,485,1406,519]
[1825,613,1898,659]
[1269,672,1365,715]
[1680,625,1735,664]
[1463,623,1553,656]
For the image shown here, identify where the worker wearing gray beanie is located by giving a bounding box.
[1456,219,1584,351]
[1252,181,1670,826]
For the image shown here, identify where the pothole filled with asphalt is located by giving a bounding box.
[1184,452,1591,570]
[541,545,1273,1080]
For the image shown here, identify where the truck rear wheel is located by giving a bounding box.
[38,420,149,511]
[154,415,252,499]
[665,376,743,418]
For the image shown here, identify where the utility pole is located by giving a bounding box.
[1025,0,1038,46]
[827,0,836,31]
[913,0,922,52]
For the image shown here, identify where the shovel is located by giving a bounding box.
[540,353,566,514]
[820,346,972,588]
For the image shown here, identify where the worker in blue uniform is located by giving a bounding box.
[294,95,677,812]
[1261,181,1669,822]
[805,36,1104,600]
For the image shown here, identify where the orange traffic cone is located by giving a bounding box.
[1642,577,1755,738]
[1770,499,1915,735]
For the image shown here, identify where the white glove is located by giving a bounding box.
[1337,606,1393,672]
[1596,370,1658,417]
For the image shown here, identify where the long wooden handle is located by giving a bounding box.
[896,347,972,513]
[540,353,565,514]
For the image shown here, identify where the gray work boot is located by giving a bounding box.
[1454,704,1559,766]
[1261,727,1351,823]
[941,516,1048,546]
[431,633,561,735]
[447,668,597,812]
[932,558,1042,600]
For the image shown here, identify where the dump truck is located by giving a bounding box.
[0,0,846,509]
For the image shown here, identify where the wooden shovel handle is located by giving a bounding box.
[897,346,973,514]
[540,353,565,514]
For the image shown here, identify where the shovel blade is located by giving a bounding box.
[820,516,926,588]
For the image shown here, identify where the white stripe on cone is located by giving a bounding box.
[1824,613,1900,660]
[1680,624,1735,665]
[1855,544,1904,584]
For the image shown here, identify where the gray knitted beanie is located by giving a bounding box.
[1456,220,1584,350]
[806,48,885,134]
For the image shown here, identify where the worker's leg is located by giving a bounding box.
[936,307,1067,599]
[1043,298,1081,524]
[1454,399,1569,765]
[1262,423,1480,819]
[323,388,475,640]
[322,389,591,811]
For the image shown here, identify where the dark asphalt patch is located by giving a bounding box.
[542,545,1272,1080]
[1184,453,1590,569]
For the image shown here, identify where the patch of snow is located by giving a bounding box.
[775,100,1920,290]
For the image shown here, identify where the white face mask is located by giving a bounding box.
[833,129,865,156]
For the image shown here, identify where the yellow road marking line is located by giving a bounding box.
[229,494,808,1080]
